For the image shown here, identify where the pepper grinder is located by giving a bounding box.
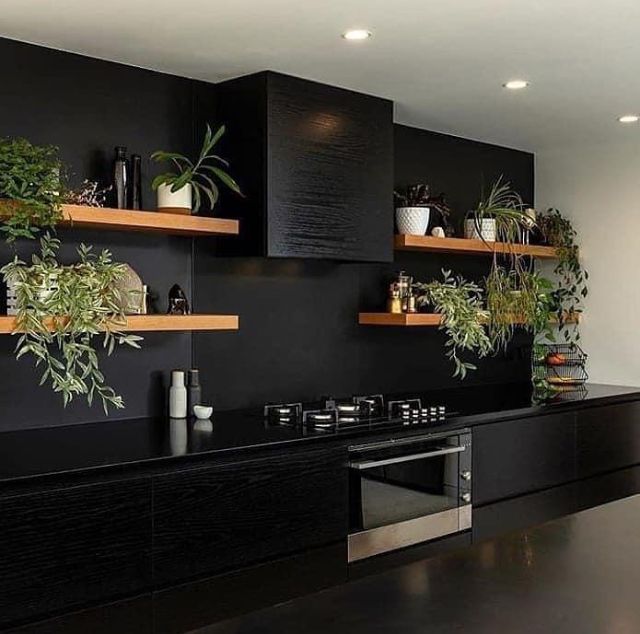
[113,146,128,209]
[169,370,187,418]
[187,369,202,417]
[130,153,142,210]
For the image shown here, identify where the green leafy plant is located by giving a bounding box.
[485,266,556,351]
[0,137,65,242]
[538,207,588,341]
[1,234,143,413]
[151,124,242,212]
[413,270,493,379]
[472,176,528,245]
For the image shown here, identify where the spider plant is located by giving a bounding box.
[151,123,242,213]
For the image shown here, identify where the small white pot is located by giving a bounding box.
[396,207,430,236]
[6,276,57,316]
[157,183,192,214]
[465,218,497,242]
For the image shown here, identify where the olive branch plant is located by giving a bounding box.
[1,234,143,413]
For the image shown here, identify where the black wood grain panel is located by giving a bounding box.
[266,73,393,261]
[576,401,640,478]
[473,412,577,506]
[153,543,346,634]
[152,447,348,584]
[5,595,152,634]
[0,479,152,629]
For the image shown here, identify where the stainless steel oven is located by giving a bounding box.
[348,429,472,562]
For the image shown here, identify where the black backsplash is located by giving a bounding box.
[0,37,534,429]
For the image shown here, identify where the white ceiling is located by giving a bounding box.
[2,0,640,152]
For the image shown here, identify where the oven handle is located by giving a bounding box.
[349,445,465,470]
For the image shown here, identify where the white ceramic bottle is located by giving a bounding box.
[169,370,187,418]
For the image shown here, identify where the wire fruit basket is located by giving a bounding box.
[532,343,588,388]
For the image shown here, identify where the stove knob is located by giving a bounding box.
[460,471,472,481]
[460,492,472,503]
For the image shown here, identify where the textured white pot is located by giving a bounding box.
[396,207,430,236]
[157,183,192,213]
[6,276,57,316]
[465,218,497,242]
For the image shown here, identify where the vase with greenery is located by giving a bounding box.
[1,234,143,413]
[0,137,65,242]
[537,207,588,341]
[413,270,493,378]
[151,123,242,214]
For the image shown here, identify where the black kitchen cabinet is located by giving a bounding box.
[214,71,394,261]
[473,413,577,506]
[0,479,152,629]
[152,446,348,584]
[576,401,640,478]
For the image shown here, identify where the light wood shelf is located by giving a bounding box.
[0,314,239,334]
[57,204,239,237]
[394,234,558,259]
[359,312,580,327]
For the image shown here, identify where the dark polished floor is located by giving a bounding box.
[196,495,640,634]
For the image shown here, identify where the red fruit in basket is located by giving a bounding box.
[546,353,567,366]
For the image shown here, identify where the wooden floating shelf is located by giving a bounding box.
[58,204,239,237]
[394,234,559,259]
[359,312,580,327]
[0,314,239,334]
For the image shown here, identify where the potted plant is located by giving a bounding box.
[465,177,526,243]
[1,234,143,413]
[413,270,493,378]
[394,184,431,236]
[151,124,242,214]
[0,137,65,242]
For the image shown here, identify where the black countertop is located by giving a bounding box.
[1,382,639,484]
[203,494,640,634]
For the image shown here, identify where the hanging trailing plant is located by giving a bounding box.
[1,234,143,413]
[413,270,493,379]
[0,137,65,242]
[538,207,588,341]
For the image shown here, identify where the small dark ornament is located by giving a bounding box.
[424,192,455,237]
[167,284,190,315]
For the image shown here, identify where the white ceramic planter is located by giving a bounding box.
[396,207,430,236]
[465,218,497,242]
[157,183,192,214]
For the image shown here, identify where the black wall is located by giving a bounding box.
[0,38,209,429]
[0,37,534,429]
[193,126,534,410]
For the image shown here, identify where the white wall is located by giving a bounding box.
[536,138,640,386]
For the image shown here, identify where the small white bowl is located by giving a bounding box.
[193,405,213,420]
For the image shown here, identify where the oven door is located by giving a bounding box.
[348,431,471,562]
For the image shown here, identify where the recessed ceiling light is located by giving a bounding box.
[503,80,530,90]
[342,29,372,41]
[618,115,639,123]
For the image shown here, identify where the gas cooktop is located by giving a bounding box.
[264,394,451,433]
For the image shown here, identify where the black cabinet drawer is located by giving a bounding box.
[576,401,640,478]
[0,479,152,629]
[473,412,577,506]
[152,447,348,584]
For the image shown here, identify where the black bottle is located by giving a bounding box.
[187,369,202,417]
[113,146,128,209]
[130,154,142,210]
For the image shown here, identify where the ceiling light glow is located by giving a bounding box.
[618,115,639,123]
[503,80,529,90]
[342,29,372,41]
